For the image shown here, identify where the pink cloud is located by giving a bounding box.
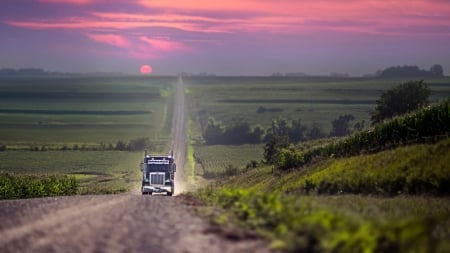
[6,1,450,37]
[136,0,450,35]
[86,34,130,48]
[37,0,99,4]
[139,36,189,52]
[5,15,224,33]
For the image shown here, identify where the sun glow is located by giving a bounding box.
[140,65,153,74]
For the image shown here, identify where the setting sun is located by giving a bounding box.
[140,64,152,74]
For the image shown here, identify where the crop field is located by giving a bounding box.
[185,76,450,178]
[0,76,175,146]
[193,144,264,178]
[0,75,177,196]
[185,76,450,136]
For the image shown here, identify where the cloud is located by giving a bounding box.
[6,1,450,36]
[4,13,227,33]
[136,0,450,34]
[139,36,189,52]
[36,0,100,4]
[86,33,130,48]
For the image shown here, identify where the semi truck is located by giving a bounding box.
[141,151,176,196]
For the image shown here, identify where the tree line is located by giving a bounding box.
[376,65,443,78]
[202,80,432,147]
[202,114,364,145]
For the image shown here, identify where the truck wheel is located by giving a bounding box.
[167,192,173,196]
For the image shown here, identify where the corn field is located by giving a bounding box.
[278,99,450,170]
[0,173,77,199]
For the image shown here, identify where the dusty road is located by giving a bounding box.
[0,77,270,253]
[173,76,187,194]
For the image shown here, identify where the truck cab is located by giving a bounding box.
[141,153,176,196]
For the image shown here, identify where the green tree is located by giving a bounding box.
[203,117,225,145]
[308,123,326,139]
[371,80,430,125]
[263,135,289,164]
[271,117,290,137]
[330,114,355,137]
[224,120,252,144]
[115,140,127,151]
[288,118,308,142]
[127,137,151,151]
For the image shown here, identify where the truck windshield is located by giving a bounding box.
[146,164,169,172]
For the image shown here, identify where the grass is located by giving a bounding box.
[220,138,450,196]
[193,144,263,178]
[296,139,450,195]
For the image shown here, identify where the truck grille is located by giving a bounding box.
[149,173,165,185]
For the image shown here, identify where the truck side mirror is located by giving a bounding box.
[140,162,144,172]
[173,164,176,172]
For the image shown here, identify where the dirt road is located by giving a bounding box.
[0,77,270,253]
[173,76,187,194]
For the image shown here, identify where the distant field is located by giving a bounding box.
[0,75,177,194]
[185,76,450,136]
[0,76,176,147]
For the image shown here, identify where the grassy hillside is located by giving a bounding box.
[195,138,450,252]
[191,99,450,252]
[221,138,450,195]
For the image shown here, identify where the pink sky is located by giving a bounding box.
[1,0,449,75]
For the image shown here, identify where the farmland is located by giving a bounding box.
[0,75,177,196]
[184,76,450,139]
[185,76,450,175]
[185,76,450,252]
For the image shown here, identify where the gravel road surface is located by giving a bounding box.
[0,77,271,253]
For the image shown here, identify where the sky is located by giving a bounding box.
[1,0,450,76]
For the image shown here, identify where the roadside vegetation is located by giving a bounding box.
[0,173,77,199]
[197,187,450,253]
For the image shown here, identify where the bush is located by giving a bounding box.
[276,148,304,171]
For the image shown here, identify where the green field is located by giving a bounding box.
[185,76,450,138]
[0,76,175,146]
[0,75,177,196]
[193,144,264,178]
[186,76,450,177]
